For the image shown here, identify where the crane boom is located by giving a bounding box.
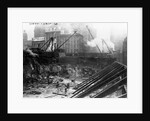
[40,39,51,50]
[86,26,101,53]
[102,39,113,54]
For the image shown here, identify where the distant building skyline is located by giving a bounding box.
[23,23,127,41]
[23,23,127,52]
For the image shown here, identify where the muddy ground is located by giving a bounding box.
[23,56,116,98]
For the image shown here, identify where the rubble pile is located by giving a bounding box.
[23,55,127,98]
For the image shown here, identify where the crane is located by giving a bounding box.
[86,25,102,53]
[101,39,113,54]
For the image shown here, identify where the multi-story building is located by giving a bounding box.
[23,30,31,50]
[32,24,84,54]
[122,37,127,65]
[23,30,28,41]
[32,40,45,48]
[112,36,127,65]
[45,31,84,54]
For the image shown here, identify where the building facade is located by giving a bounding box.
[45,31,84,54]
[32,40,45,48]
[23,30,28,41]
[32,27,84,55]
[122,37,127,65]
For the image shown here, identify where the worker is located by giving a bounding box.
[70,79,76,87]
[56,81,59,88]
[48,77,53,85]
[56,81,60,93]
[50,37,54,51]
[65,83,70,94]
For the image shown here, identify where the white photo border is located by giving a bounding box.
[8,8,142,113]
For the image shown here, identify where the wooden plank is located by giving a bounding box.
[52,92,67,96]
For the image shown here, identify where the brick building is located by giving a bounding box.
[45,31,84,54]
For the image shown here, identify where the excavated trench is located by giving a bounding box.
[23,57,126,98]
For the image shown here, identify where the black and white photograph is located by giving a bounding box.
[8,8,142,113]
[23,22,127,98]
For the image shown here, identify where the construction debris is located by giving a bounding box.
[23,61,127,98]
[70,61,127,98]
[23,23,127,98]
